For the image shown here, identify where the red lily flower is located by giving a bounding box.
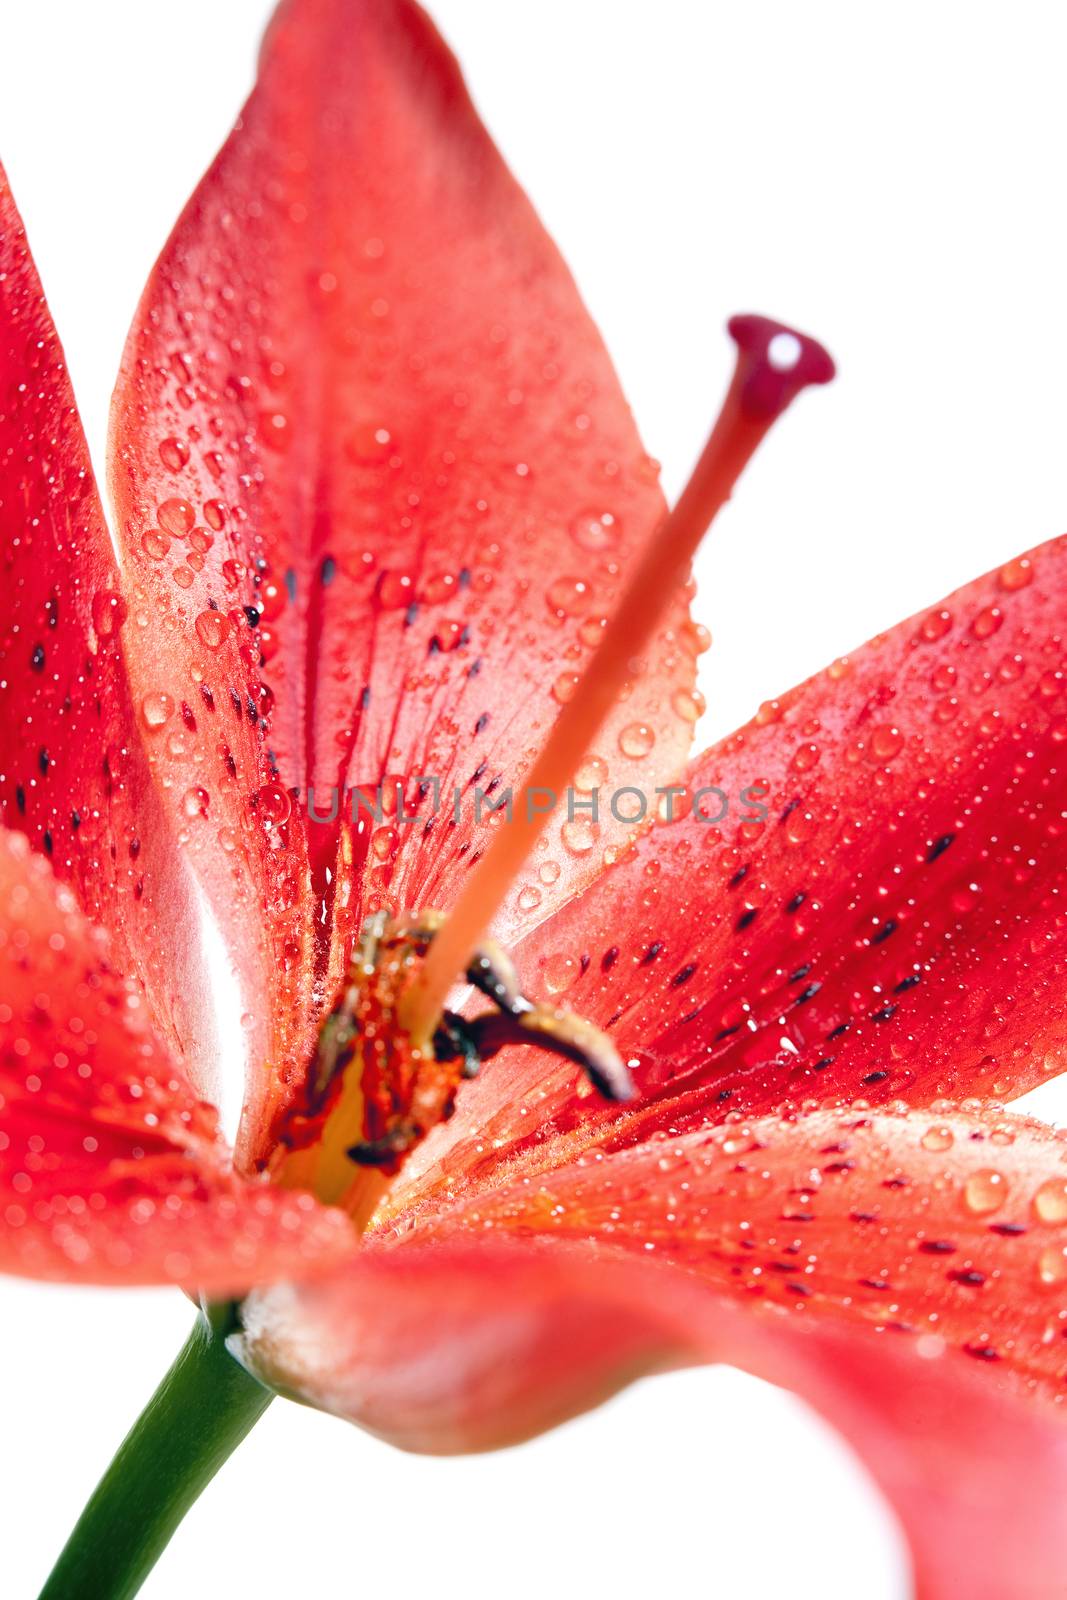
[3,1,1067,1596]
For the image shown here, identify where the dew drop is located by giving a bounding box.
[618,721,655,759]
[546,575,594,619]
[575,756,608,791]
[962,1168,1007,1214]
[195,611,232,650]
[142,530,171,561]
[552,672,580,705]
[1038,1245,1067,1286]
[371,826,398,863]
[998,557,1033,592]
[679,620,712,656]
[921,1124,954,1152]
[420,572,457,605]
[141,692,174,730]
[158,436,190,472]
[562,818,598,855]
[672,688,706,725]
[570,509,621,552]
[971,605,1004,640]
[92,591,128,639]
[346,423,394,464]
[869,724,904,762]
[256,784,292,825]
[259,410,290,451]
[183,786,209,819]
[543,953,577,995]
[791,742,820,773]
[257,576,287,622]
[785,809,816,846]
[378,570,415,609]
[518,885,542,912]
[539,860,562,885]
[920,609,953,642]
[1033,1179,1067,1224]
[156,498,196,536]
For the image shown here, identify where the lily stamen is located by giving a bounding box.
[401,314,835,1047]
[273,910,630,1211]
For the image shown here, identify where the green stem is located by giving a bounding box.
[38,1309,272,1600]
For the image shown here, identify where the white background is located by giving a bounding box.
[1,1,1065,1595]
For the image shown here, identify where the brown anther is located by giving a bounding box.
[468,1005,633,1102]
[273,911,629,1207]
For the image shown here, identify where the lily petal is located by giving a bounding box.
[0,827,355,1288]
[395,535,1067,1196]
[0,163,219,1096]
[108,0,697,1164]
[234,1231,1067,1600]
[404,1101,1067,1385]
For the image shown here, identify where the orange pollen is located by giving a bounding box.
[270,914,464,1211]
[400,314,835,1045]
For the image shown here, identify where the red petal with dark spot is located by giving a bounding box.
[235,1226,1067,1600]
[395,536,1067,1194]
[108,0,698,1165]
[401,1103,1067,1388]
[0,165,219,1099]
[0,828,355,1287]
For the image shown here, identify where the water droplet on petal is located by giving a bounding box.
[971,605,1003,640]
[256,784,292,825]
[546,575,594,619]
[575,756,608,791]
[142,530,171,561]
[1033,1179,1067,1224]
[346,423,394,464]
[618,721,655,759]
[672,688,705,725]
[157,498,196,536]
[92,591,128,639]
[371,826,398,863]
[141,692,174,730]
[869,724,904,762]
[1038,1245,1067,1285]
[158,436,190,472]
[921,1124,954,1152]
[998,557,1033,592]
[378,570,415,609]
[920,608,953,642]
[183,786,209,819]
[543,953,577,994]
[570,509,621,552]
[562,818,598,855]
[195,611,232,650]
[962,1168,1007,1214]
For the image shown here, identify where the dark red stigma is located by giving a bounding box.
[728,313,836,421]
